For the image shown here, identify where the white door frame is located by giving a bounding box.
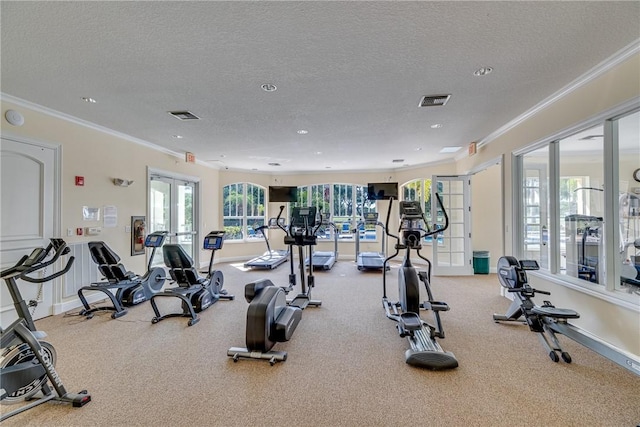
[431,175,473,276]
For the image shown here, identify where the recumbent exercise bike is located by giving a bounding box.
[1,238,91,421]
[227,205,321,365]
[150,231,233,326]
[77,231,167,319]
[382,194,458,370]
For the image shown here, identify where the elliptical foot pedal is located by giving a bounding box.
[405,350,458,370]
[399,312,422,331]
[423,301,449,312]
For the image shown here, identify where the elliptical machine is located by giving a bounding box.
[227,205,320,365]
[150,231,233,326]
[382,193,458,370]
[78,231,167,319]
[1,238,91,421]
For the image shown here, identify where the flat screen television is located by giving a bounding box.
[367,182,398,200]
[268,186,298,203]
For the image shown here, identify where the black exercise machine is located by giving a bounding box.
[1,238,91,421]
[493,256,640,375]
[77,231,167,319]
[306,216,338,270]
[150,231,233,326]
[355,212,388,271]
[227,279,302,365]
[243,218,289,270]
[227,203,320,364]
[380,184,458,370]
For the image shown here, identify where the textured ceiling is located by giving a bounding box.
[1,1,639,172]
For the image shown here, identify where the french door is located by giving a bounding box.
[148,171,198,266]
[431,175,473,276]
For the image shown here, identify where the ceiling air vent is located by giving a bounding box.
[419,94,451,107]
[268,162,281,166]
[169,111,200,121]
[392,159,404,163]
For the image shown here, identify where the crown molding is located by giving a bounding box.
[0,92,220,170]
[478,38,640,149]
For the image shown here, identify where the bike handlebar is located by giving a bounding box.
[384,192,450,241]
[2,238,75,283]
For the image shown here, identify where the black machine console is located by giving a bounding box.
[144,232,166,248]
[203,231,225,251]
[519,259,540,270]
[291,206,317,228]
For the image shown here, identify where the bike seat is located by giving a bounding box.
[531,306,580,319]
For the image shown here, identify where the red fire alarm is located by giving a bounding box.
[75,176,85,186]
[76,227,83,236]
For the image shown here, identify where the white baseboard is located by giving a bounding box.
[54,292,107,315]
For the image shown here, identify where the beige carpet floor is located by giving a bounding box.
[2,258,639,427]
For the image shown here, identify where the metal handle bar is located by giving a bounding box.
[19,239,75,283]
[276,205,288,235]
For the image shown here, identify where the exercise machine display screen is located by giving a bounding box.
[203,231,225,250]
[519,259,540,270]
[145,234,164,247]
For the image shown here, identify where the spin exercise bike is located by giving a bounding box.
[77,231,167,319]
[150,231,233,326]
[493,256,640,375]
[382,193,459,370]
[227,205,320,365]
[1,238,91,421]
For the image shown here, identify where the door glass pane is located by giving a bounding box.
[150,178,171,267]
[522,147,549,268]
[149,175,197,265]
[176,182,194,259]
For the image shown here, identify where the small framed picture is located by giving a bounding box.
[131,216,146,256]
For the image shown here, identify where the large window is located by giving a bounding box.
[516,109,640,301]
[401,178,443,244]
[289,183,372,240]
[223,183,266,241]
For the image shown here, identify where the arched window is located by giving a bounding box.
[223,183,266,241]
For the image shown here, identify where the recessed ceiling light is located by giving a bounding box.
[261,83,277,92]
[415,147,423,151]
[172,135,183,139]
[297,129,308,135]
[439,146,462,153]
[220,154,226,158]
[314,151,322,155]
[82,97,97,103]
[473,67,493,76]
[325,166,332,169]
[430,123,443,129]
